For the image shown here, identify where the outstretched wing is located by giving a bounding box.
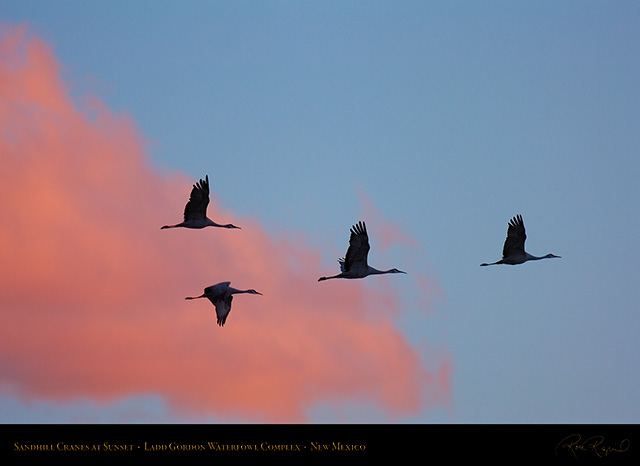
[502,214,526,258]
[204,281,230,297]
[214,295,233,327]
[342,221,370,272]
[203,281,232,326]
[183,175,210,221]
[337,257,346,273]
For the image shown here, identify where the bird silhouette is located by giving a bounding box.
[161,175,240,230]
[185,281,262,327]
[318,221,406,281]
[481,214,560,266]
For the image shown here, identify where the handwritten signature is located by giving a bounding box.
[555,434,630,458]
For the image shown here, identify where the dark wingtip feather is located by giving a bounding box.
[351,220,367,236]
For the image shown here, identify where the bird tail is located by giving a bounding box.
[480,260,503,266]
[318,275,338,281]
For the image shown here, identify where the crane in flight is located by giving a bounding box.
[480,214,560,266]
[161,175,240,230]
[185,281,262,327]
[318,221,406,281]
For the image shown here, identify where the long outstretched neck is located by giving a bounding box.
[185,294,206,300]
[370,267,406,275]
[528,253,561,261]
[318,274,341,282]
[208,219,241,229]
[230,288,262,295]
[161,223,182,229]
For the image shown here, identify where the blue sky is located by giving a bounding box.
[1,1,639,423]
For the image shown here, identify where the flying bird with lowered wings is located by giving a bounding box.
[318,221,406,281]
[161,175,240,230]
[185,281,262,327]
[481,214,560,266]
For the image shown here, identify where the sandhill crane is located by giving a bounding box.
[185,281,262,327]
[481,214,560,266]
[318,221,406,281]
[161,175,240,230]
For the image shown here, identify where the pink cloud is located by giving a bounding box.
[0,24,450,422]
[355,188,422,251]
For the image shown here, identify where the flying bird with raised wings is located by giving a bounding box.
[161,175,240,230]
[481,214,560,266]
[318,221,406,281]
[185,281,262,327]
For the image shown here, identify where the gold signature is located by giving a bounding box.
[555,434,630,458]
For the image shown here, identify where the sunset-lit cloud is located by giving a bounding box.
[0,24,450,422]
